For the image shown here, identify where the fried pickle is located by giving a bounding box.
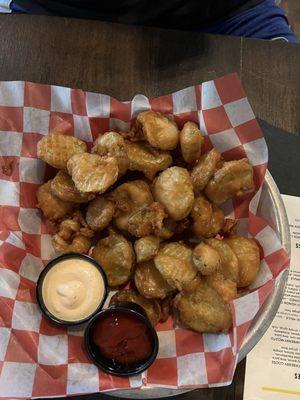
[134,235,160,263]
[52,211,94,254]
[225,236,260,287]
[157,218,177,240]
[179,121,204,163]
[136,110,179,150]
[191,194,224,238]
[109,289,161,325]
[37,132,87,169]
[191,148,222,194]
[203,238,238,302]
[205,272,237,303]
[127,202,166,237]
[174,282,232,333]
[67,153,118,193]
[51,170,95,203]
[154,242,197,290]
[185,275,203,292]
[37,180,75,221]
[205,158,255,206]
[126,141,173,180]
[111,180,153,232]
[134,260,173,299]
[91,131,129,176]
[154,166,194,221]
[192,242,221,275]
[205,238,239,283]
[86,196,115,231]
[92,229,135,287]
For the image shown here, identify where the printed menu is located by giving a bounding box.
[244,194,300,399]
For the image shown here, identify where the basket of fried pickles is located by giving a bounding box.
[36,110,259,334]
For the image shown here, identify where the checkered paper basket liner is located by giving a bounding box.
[0,73,289,398]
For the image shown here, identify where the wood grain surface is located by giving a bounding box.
[0,14,298,400]
[0,14,299,134]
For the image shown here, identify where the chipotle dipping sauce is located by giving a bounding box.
[41,258,105,322]
[92,311,153,365]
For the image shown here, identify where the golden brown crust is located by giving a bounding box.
[67,153,118,193]
[154,166,194,221]
[174,282,232,333]
[111,180,153,233]
[126,141,173,180]
[52,211,94,254]
[37,180,75,221]
[134,236,160,263]
[92,229,135,287]
[192,242,221,275]
[137,110,179,150]
[179,121,204,163]
[86,196,115,231]
[205,158,255,206]
[37,132,87,169]
[134,260,174,299]
[225,236,260,287]
[109,289,161,326]
[191,195,224,238]
[51,170,95,203]
[191,148,222,194]
[91,131,129,176]
[154,242,197,290]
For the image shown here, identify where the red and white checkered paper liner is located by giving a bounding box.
[0,73,290,398]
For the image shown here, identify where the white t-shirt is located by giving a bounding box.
[0,0,12,13]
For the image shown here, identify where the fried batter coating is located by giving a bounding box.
[197,239,238,302]
[154,166,194,221]
[109,289,161,325]
[51,170,95,203]
[127,202,166,237]
[92,229,135,287]
[191,195,224,238]
[86,196,115,231]
[191,148,222,194]
[221,218,238,237]
[91,131,129,176]
[134,235,160,263]
[37,132,87,169]
[206,273,237,303]
[136,110,179,150]
[205,158,255,206]
[126,141,173,180]
[157,218,177,240]
[225,236,260,287]
[37,180,75,221]
[52,211,94,254]
[67,153,118,193]
[111,180,153,232]
[159,296,172,322]
[185,275,203,292]
[154,242,197,290]
[134,260,173,299]
[192,242,221,275]
[174,282,232,333]
[205,238,239,283]
[179,121,204,163]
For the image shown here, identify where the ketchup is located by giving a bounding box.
[92,312,153,365]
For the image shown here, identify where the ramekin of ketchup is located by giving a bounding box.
[84,302,159,376]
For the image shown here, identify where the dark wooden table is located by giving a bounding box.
[0,14,299,400]
[0,14,299,134]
